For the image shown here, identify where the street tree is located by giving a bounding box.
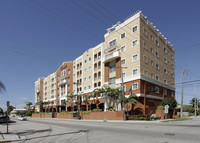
[161,98,177,110]
[0,81,6,94]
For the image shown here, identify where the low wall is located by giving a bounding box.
[32,113,52,118]
[82,111,123,120]
[32,111,124,120]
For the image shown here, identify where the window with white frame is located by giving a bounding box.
[156,75,159,81]
[143,40,148,50]
[88,85,91,89]
[133,69,138,75]
[171,73,174,79]
[84,77,87,81]
[150,35,154,40]
[68,69,70,74]
[164,89,168,96]
[164,58,167,64]
[132,54,138,61]
[68,84,70,89]
[68,77,70,82]
[121,59,125,65]
[151,47,153,53]
[143,27,148,36]
[132,26,137,32]
[164,47,167,53]
[132,40,138,47]
[84,59,87,63]
[156,51,159,58]
[89,57,91,61]
[84,68,87,72]
[171,92,174,97]
[171,64,174,69]
[73,66,76,69]
[155,87,160,93]
[88,76,91,80]
[88,66,91,71]
[109,77,116,85]
[143,56,148,63]
[164,68,167,74]
[120,46,126,52]
[155,39,159,46]
[144,69,148,76]
[109,39,116,47]
[121,33,125,39]
[156,63,159,70]
[61,70,66,78]
[132,83,138,90]
[109,65,116,73]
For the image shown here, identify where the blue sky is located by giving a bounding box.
[0,0,200,110]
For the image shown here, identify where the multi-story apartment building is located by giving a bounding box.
[35,11,175,115]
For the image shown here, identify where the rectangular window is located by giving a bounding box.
[88,85,91,89]
[132,40,138,47]
[89,57,91,61]
[156,51,159,58]
[164,47,167,53]
[68,77,70,82]
[165,89,168,96]
[109,65,116,73]
[144,70,148,76]
[143,41,148,50]
[121,46,126,52]
[151,47,153,53]
[68,69,70,74]
[68,85,70,89]
[88,66,91,71]
[84,87,86,90]
[132,26,137,32]
[164,69,167,74]
[132,54,138,61]
[155,39,159,46]
[156,63,159,70]
[121,33,125,39]
[133,69,138,75]
[132,83,138,90]
[121,59,125,65]
[155,87,160,93]
[84,77,87,81]
[171,64,174,69]
[164,80,167,84]
[156,76,159,81]
[109,77,116,85]
[143,56,148,63]
[88,76,91,80]
[164,58,167,64]
[84,60,87,63]
[171,92,174,97]
[171,73,174,79]
[109,39,116,47]
[73,66,75,69]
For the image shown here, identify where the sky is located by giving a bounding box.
[1,0,200,110]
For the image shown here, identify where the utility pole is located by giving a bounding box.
[180,69,187,118]
[116,66,127,121]
[194,84,197,117]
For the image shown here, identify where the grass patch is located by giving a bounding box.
[161,118,192,122]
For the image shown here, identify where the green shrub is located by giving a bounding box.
[60,111,66,115]
[157,105,164,110]
[92,108,102,112]
[81,111,91,114]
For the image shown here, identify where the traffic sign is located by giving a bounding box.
[164,105,169,109]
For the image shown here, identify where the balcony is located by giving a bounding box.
[104,42,120,53]
[103,51,120,63]
[58,79,67,86]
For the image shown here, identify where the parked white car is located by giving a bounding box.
[18,115,27,121]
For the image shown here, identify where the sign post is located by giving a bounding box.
[164,105,169,119]
[6,101,10,134]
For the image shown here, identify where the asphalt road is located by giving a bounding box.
[6,116,200,143]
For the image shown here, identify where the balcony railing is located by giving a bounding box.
[104,42,120,53]
[58,79,67,86]
[103,51,120,63]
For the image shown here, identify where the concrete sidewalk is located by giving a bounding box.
[0,124,20,142]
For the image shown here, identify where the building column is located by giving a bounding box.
[65,84,67,95]
[143,81,146,115]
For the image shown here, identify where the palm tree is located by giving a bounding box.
[67,94,77,112]
[118,94,138,115]
[0,81,6,94]
[83,94,92,111]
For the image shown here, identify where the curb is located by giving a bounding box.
[0,140,11,142]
